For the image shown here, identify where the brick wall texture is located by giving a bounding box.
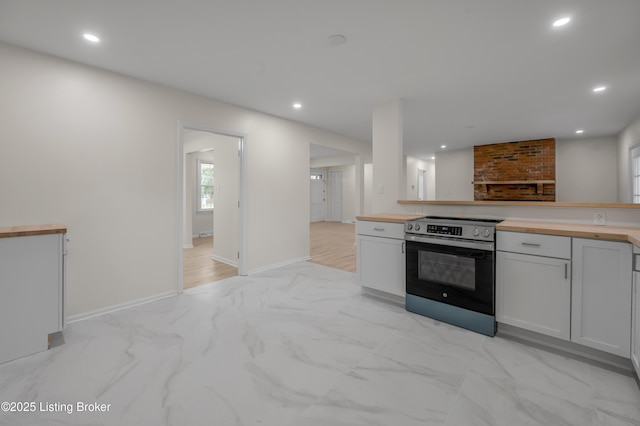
[473,138,556,201]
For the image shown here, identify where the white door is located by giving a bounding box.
[329,171,342,222]
[418,169,426,200]
[310,172,325,222]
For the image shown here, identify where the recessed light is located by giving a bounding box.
[593,86,607,93]
[83,33,100,43]
[293,103,302,109]
[576,129,584,134]
[552,17,571,27]
[431,156,436,160]
[440,145,446,149]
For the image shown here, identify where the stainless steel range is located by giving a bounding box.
[404,216,502,336]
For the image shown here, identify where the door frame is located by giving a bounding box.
[177,121,247,293]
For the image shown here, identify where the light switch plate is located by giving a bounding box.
[593,211,606,225]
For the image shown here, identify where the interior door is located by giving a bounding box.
[310,171,325,222]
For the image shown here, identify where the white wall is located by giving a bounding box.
[618,114,640,202]
[0,42,367,317]
[405,156,435,201]
[372,100,404,212]
[435,148,474,200]
[556,137,618,202]
[364,163,373,214]
[431,138,622,203]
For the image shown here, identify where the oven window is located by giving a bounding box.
[418,251,476,291]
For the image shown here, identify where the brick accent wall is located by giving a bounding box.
[473,138,556,201]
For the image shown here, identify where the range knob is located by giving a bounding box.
[415,224,421,231]
[484,228,491,237]
[473,227,480,237]
[407,223,413,230]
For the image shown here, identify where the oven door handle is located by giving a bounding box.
[455,249,486,259]
[405,234,494,251]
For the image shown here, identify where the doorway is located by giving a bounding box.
[178,123,246,292]
[418,169,427,200]
[310,170,326,222]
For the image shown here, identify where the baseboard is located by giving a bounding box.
[212,255,238,268]
[193,231,213,238]
[246,256,311,275]
[361,286,405,307]
[342,220,356,224]
[183,243,194,249]
[66,291,178,324]
[497,322,634,374]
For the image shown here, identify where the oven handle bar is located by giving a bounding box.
[405,234,495,251]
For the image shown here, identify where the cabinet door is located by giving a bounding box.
[632,272,640,377]
[0,234,62,364]
[357,235,405,297]
[572,239,632,357]
[497,251,570,340]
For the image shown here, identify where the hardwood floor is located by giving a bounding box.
[309,221,356,273]
[183,236,238,290]
[184,222,355,290]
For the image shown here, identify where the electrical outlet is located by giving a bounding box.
[593,211,606,225]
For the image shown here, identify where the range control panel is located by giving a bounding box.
[426,225,462,236]
[405,216,502,242]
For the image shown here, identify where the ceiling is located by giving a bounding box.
[1,0,639,160]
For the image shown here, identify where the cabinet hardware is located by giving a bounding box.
[521,242,541,247]
[564,263,568,279]
[402,242,405,254]
[373,227,385,231]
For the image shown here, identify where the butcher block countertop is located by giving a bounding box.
[356,213,425,224]
[0,224,67,239]
[497,220,640,246]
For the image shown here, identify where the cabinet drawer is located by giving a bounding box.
[356,221,404,239]
[497,231,571,259]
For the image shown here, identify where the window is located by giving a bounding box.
[198,159,214,211]
[632,145,640,203]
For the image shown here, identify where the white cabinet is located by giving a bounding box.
[571,238,632,358]
[0,231,65,364]
[496,231,571,340]
[356,221,405,299]
[632,255,640,377]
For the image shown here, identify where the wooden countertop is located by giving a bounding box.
[356,213,425,224]
[0,224,67,239]
[497,220,640,246]
[397,200,640,209]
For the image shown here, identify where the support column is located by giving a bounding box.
[372,99,404,213]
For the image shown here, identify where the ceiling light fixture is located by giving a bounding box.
[431,156,436,160]
[552,17,571,27]
[327,34,346,46]
[440,145,446,149]
[576,129,584,134]
[593,86,607,93]
[83,33,100,43]
[293,103,302,109]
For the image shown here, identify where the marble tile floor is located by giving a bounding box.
[1,262,639,426]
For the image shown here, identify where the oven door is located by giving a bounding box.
[406,236,495,315]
